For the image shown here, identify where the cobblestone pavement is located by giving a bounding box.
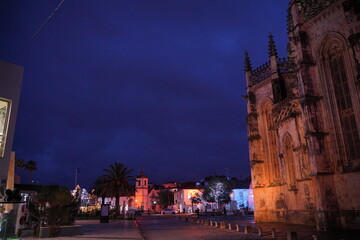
[20,214,360,240]
[137,214,266,240]
[22,219,144,240]
[193,214,360,240]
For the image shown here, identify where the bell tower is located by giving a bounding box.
[135,169,149,210]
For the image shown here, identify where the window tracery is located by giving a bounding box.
[282,133,297,187]
[329,54,360,162]
[322,38,360,166]
[260,100,281,183]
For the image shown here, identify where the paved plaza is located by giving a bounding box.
[21,214,360,240]
[194,214,359,240]
[137,215,264,240]
[22,219,143,240]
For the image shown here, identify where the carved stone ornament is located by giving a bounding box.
[272,99,301,127]
[297,0,339,22]
[327,43,344,58]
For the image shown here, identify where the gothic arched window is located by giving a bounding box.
[329,55,360,161]
[322,38,360,167]
[282,133,296,187]
[260,100,281,182]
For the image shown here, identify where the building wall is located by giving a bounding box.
[174,189,202,213]
[245,0,360,230]
[0,60,23,193]
[148,188,161,211]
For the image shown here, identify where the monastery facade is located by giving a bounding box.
[245,0,360,230]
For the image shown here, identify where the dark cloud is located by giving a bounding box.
[0,0,289,188]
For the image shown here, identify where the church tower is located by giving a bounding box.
[134,169,149,210]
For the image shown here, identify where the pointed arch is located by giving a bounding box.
[318,33,360,168]
[282,133,297,187]
[259,98,281,183]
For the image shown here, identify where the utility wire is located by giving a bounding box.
[13,0,65,61]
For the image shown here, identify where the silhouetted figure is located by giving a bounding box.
[147,209,151,216]
[223,207,227,216]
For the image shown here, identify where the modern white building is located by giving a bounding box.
[0,60,23,197]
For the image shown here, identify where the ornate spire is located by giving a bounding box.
[244,51,252,72]
[268,33,278,58]
[286,2,294,33]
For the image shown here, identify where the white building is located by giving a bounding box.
[174,189,203,213]
[0,60,23,196]
[174,182,254,212]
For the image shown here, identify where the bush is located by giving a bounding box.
[28,186,79,227]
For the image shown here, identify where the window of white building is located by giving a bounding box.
[0,99,10,157]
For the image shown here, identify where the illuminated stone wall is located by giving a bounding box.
[245,0,360,230]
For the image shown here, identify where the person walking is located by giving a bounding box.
[195,208,200,217]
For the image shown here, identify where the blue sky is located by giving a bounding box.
[0,0,289,189]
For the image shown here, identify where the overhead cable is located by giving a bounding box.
[13,0,65,61]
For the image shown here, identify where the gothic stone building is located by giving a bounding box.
[245,0,360,230]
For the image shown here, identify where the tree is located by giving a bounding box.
[28,185,78,230]
[24,160,37,184]
[15,158,25,169]
[15,159,25,181]
[93,162,134,215]
[202,177,233,209]
[92,177,107,205]
[157,190,174,208]
[190,192,202,212]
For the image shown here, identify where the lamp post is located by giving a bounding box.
[74,168,79,188]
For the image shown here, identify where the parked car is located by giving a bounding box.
[127,208,142,216]
[161,208,176,214]
[134,210,142,216]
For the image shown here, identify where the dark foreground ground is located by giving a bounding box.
[22,214,359,240]
[186,213,360,240]
[137,214,265,240]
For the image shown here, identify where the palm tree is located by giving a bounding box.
[24,160,37,184]
[190,192,202,213]
[92,177,107,205]
[15,158,25,169]
[93,162,135,215]
[15,158,25,176]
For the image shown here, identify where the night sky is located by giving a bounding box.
[0,0,289,189]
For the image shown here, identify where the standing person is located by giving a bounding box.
[147,209,151,216]
[223,207,227,216]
